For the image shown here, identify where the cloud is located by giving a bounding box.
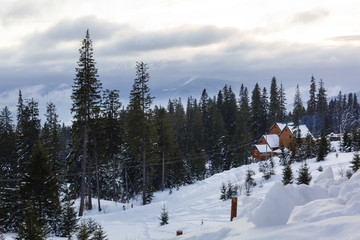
[327,35,360,42]
[102,25,237,54]
[0,84,73,125]
[292,8,329,24]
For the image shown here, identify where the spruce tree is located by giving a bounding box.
[41,102,62,172]
[350,152,360,173]
[71,29,102,216]
[293,85,304,126]
[296,162,312,185]
[125,61,156,205]
[58,184,78,238]
[269,76,279,123]
[231,84,252,166]
[261,87,269,130]
[251,83,263,140]
[19,140,61,236]
[315,79,328,132]
[159,205,169,226]
[307,75,317,116]
[16,95,41,176]
[317,130,328,161]
[245,169,256,196]
[282,163,294,185]
[278,83,287,122]
[101,89,122,201]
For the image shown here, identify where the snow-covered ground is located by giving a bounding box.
[5,142,360,239]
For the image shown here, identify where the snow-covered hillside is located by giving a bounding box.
[5,142,359,240]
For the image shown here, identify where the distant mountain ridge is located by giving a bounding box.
[152,76,243,106]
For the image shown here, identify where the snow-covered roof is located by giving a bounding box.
[276,123,288,131]
[275,122,295,132]
[291,124,315,139]
[263,134,279,149]
[254,144,273,153]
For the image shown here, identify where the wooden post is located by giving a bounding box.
[176,230,183,236]
[230,197,237,221]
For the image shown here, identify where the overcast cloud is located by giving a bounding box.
[1,0,360,124]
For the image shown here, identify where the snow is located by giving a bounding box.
[5,141,360,240]
[263,134,279,149]
[254,144,272,153]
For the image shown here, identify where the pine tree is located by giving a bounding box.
[317,130,329,161]
[261,87,269,130]
[19,140,61,235]
[251,83,263,140]
[0,106,17,178]
[16,201,46,240]
[125,61,156,205]
[269,76,279,124]
[245,169,256,196]
[231,84,252,167]
[58,184,78,238]
[159,205,169,226]
[350,152,360,173]
[307,75,317,116]
[101,89,123,201]
[154,106,184,190]
[220,182,227,200]
[41,102,62,172]
[278,83,287,122]
[315,79,328,133]
[293,85,304,126]
[71,29,102,216]
[91,224,108,240]
[296,162,312,185]
[16,95,41,176]
[282,163,293,185]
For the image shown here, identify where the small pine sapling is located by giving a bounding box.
[159,205,169,226]
[296,162,312,185]
[245,169,256,196]
[282,164,293,185]
[91,225,108,240]
[350,152,360,173]
[220,183,227,200]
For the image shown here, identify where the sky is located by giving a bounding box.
[1,0,360,124]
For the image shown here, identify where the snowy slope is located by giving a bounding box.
[5,142,359,240]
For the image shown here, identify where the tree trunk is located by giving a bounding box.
[162,150,165,191]
[112,155,117,201]
[79,124,88,217]
[95,150,101,212]
[142,151,147,205]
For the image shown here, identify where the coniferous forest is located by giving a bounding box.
[1,30,360,238]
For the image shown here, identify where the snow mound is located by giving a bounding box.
[249,182,295,227]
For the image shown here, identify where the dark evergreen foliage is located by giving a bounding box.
[282,164,294,185]
[350,152,360,173]
[159,205,169,226]
[296,162,312,185]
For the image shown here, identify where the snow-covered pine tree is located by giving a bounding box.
[71,29,102,216]
[58,184,78,238]
[317,130,329,161]
[245,169,256,196]
[159,205,169,226]
[220,182,227,200]
[282,163,294,185]
[19,140,61,235]
[296,162,312,185]
[350,152,360,173]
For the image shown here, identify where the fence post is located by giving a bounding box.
[230,197,237,221]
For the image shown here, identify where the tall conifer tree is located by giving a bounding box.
[269,77,279,124]
[71,29,102,216]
